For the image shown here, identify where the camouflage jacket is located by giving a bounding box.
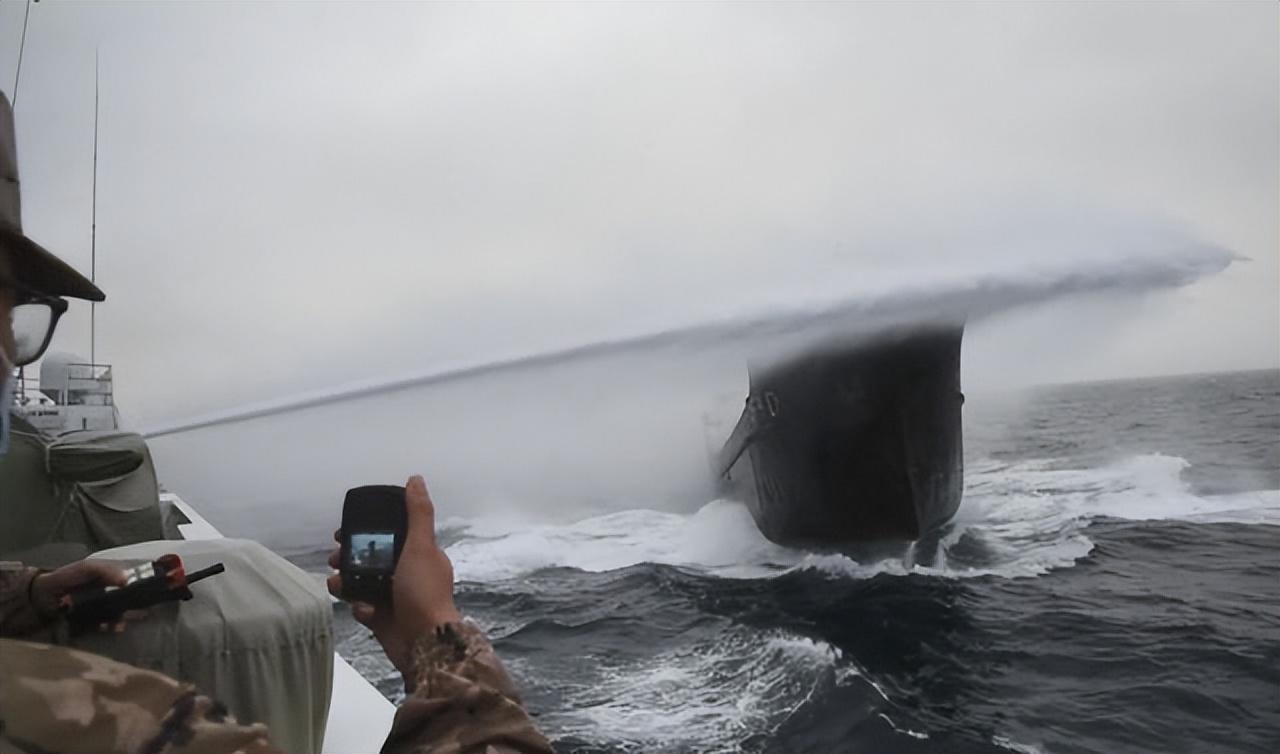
[0,563,554,754]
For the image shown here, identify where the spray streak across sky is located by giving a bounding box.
[140,219,1235,440]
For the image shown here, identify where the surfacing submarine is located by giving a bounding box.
[716,323,965,547]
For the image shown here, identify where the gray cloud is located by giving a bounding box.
[2,1,1276,429]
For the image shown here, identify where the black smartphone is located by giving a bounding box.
[339,484,408,604]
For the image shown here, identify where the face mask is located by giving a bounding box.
[0,352,13,457]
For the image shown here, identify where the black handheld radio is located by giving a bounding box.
[59,554,225,631]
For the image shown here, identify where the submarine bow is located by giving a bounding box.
[717,324,965,547]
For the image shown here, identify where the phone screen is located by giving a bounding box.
[348,531,397,571]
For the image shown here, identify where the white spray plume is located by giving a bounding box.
[141,204,1237,537]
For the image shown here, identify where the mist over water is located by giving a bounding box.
[142,207,1234,545]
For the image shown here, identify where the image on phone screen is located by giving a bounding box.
[350,532,396,570]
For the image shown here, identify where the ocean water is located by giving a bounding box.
[279,368,1279,754]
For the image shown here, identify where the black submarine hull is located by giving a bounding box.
[717,325,964,547]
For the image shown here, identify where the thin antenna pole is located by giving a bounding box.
[12,0,33,106]
[91,50,99,367]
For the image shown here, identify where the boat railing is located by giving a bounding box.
[18,362,114,407]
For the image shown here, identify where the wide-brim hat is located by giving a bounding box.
[1,91,105,302]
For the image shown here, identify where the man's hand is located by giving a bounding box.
[29,559,130,628]
[328,475,461,688]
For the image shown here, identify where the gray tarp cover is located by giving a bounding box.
[0,417,167,559]
[47,431,146,484]
[76,538,335,754]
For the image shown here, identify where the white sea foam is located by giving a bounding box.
[993,735,1048,754]
[879,713,931,740]
[535,627,843,752]
[446,454,1280,584]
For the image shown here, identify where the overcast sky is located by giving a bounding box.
[2,1,1276,426]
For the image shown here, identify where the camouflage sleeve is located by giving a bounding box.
[0,638,280,754]
[381,621,555,754]
[0,561,47,637]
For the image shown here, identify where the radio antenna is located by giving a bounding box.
[90,49,99,367]
[12,0,34,106]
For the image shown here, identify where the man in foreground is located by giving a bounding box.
[1,474,554,754]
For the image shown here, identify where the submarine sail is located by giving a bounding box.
[717,324,965,547]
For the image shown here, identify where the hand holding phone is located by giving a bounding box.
[330,476,461,688]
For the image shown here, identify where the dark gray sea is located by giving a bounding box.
[280,369,1278,754]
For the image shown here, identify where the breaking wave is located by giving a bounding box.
[445,454,1280,584]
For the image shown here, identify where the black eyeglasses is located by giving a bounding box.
[3,279,69,367]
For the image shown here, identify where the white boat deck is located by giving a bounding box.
[161,493,397,753]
